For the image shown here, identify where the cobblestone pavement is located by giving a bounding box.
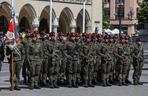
[0,63,148,96]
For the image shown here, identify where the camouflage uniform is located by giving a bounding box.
[28,37,43,89]
[40,37,49,86]
[133,39,144,85]
[115,42,126,86]
[122,42,131,85]
[8,40,25,90]
[66,39,79,88]
[47,39,60,88]
[100,42,112,86]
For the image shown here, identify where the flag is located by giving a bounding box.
[6,18,20,46]
[5,19,15,44]
[5,18,21,57]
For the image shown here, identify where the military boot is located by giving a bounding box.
[73,81,78,88]
[10,86,15,91]
[102,81,107,87]
[14,85,21,91]
[138,82,143,85]
[133,81,138,85]
[118,79,122,86]
[107,82,112,86]
[68,80,72,88]
[53,80,59,88]
[84,80,88,88]
[50,81,54,88]
[88,81,95,87]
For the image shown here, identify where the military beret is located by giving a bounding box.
[136,37,142,42]
[85,33,91,38]
[91,33,97,38]
[70,32,75,37]
[49,32,56,36]
[125,36,129,40]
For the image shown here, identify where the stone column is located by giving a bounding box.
[86,21,92,33]
[70,19,76,33]
[32,17,39,31]
[128,25,135,37]
[53,18,59,33]
[14,13,19,31]
[110,0,116,19]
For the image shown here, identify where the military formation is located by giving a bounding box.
[0,30,144,91]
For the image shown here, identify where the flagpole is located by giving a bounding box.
[49,0,52,32]
[82,0,86,33]
[10,0,15,90]
[11,0,14,18]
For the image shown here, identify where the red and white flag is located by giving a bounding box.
[5,19,15,44]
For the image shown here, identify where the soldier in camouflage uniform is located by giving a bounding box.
[133,37,144,85]
[81,33,93,87]
[22,32,32,84]
[58,32,67,83]
[74,33,81,85]
[8,36,25,91]
[115,36,126,86]
[66,33,79,88]
[108,35,115,84]
[47,32,60,88]
[96,34,103,83]
[100,35,112,87]
[28,34,43,89]
[122,36,131,86]
[40,32,49,86]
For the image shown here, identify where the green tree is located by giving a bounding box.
[138,1,148,24]
[103,16,110,29]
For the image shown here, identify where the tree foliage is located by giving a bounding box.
[138,1,148,24]
[103,16,110,29]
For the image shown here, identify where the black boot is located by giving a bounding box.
[23,77,27,84]
[122,82,128,86]
[102,81,107,87]
[84,80,88,88]
[54,81,59,88]
[126,80,132,84]
[138,82,143,85]
[73,81,78,88]
[50,82,54,88]
[88,81,95,87]
[29,85,34,90]
[34,85,41,89]
[68,80,72,88]
[10,86,14,91]
[15,86,21,90]
[118,80,122,86]
[107,82,112,86]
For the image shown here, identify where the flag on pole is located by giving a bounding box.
[5,19,15,44]
[5,18,20,46]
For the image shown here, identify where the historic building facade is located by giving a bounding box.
[103,0,143,36]
[0,0,102,33]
